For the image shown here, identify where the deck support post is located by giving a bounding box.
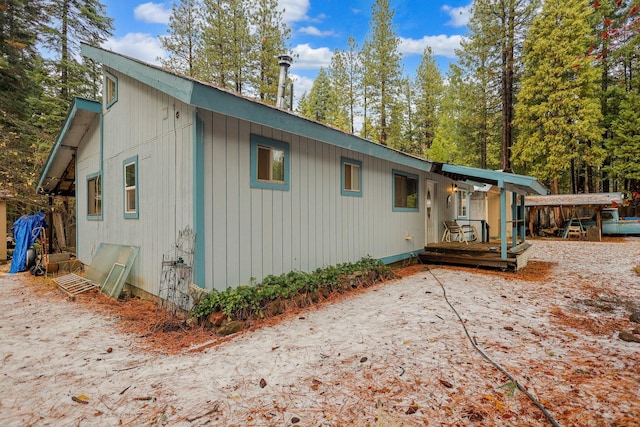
[519,195,526,243]
[512,192,518,248]
[499,182,507,260]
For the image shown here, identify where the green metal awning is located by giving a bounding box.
[432,163,549,195]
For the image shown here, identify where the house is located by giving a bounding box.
[37,45,547,297]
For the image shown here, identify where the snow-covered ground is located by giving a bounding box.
[1,239,639,426]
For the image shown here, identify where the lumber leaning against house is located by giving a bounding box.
[37,44,547,298]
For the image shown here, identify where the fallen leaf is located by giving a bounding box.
[406,403,419,414]
[259,378,267,388]
[72,396,89,404]
[439,379,453,388]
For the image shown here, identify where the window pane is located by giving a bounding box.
[106,77,116,104]
[126,188,136,212]
[88,176,101,216]
[271,148,285,182]
[394,175,406,207]
[344,164,352,190]
[125,163,136,187]
[406,177,417,208]
[457,190,468,217]
[352,165,360,191]
[257,146,271,181]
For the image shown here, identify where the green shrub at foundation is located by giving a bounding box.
[191,257,394,322]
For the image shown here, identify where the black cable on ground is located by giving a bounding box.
[425,266,562,427]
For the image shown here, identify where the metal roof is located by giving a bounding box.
[524,192,625,207]
[37,98,101,196]
[432,163,549,195]
[80,44,431,174]
[37,45,549,198]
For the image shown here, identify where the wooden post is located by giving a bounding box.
[0,199,6,261]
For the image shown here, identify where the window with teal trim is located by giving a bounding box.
[87,173,102,219]
[105,72,118,108]
[123,156,138,218]
[250,135,290,190]
[393,170,419,211]
[341,157,362,197]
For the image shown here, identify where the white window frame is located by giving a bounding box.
[456,188,468,219]
[123,156,138,219]
[87,172,102,219]
[105,72,118,109]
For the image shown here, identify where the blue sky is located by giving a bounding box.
[101,0,472,96]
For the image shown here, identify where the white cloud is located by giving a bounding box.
[291,43,333,70]
[289,73,314,99]
[134,2,172,25]
[102,33,167,65]
[298,26,335,37]
[279,0,310,24]
[441,4,472,28]
[399,35,465,58]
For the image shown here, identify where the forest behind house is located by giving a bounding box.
[1,0,639,236]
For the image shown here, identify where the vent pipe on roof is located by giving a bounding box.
[276,54,293,109]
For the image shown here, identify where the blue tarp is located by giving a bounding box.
[9,211,48,274]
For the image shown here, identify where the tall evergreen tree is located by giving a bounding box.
[361,0,403,146]
[414,47,444,156]
[344,35,361,134]
[41,0,113,101]
[609,90,640,184]
[462,0,539,171]
[0,0,51,214]
[250,0,290,103]
[298,67,333,122]
[327,48,351,131]
[429,65,468,164]
[512,0,604,193]
[161,0,203,77]
[199,0,251,92]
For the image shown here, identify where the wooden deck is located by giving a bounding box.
[418,241,533,271]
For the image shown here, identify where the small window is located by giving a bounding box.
[341,157,362,197]
[250,135,289,190]
[456,189,468,218]
[87,173,102,219]
[123,156,138,218]
[105,73,118,108]
[393,170,419,211]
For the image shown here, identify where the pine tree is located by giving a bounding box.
[414,47,444,156]
[609,90,640,182]
[250,0,290,103]
[344,35,361,134]
[327,48,350,131]
[199,0,252,92]
[0,0,51,214]
[361,0,403,146]
[460,0,539,171]
[299,68,333,122]
[512,0,604,193]
[161,0,203,77]
[429,65,467,164]
[41,0,113,101]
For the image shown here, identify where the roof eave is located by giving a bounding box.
[37,97,101,195]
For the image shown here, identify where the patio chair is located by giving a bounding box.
[442,220,478,245]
